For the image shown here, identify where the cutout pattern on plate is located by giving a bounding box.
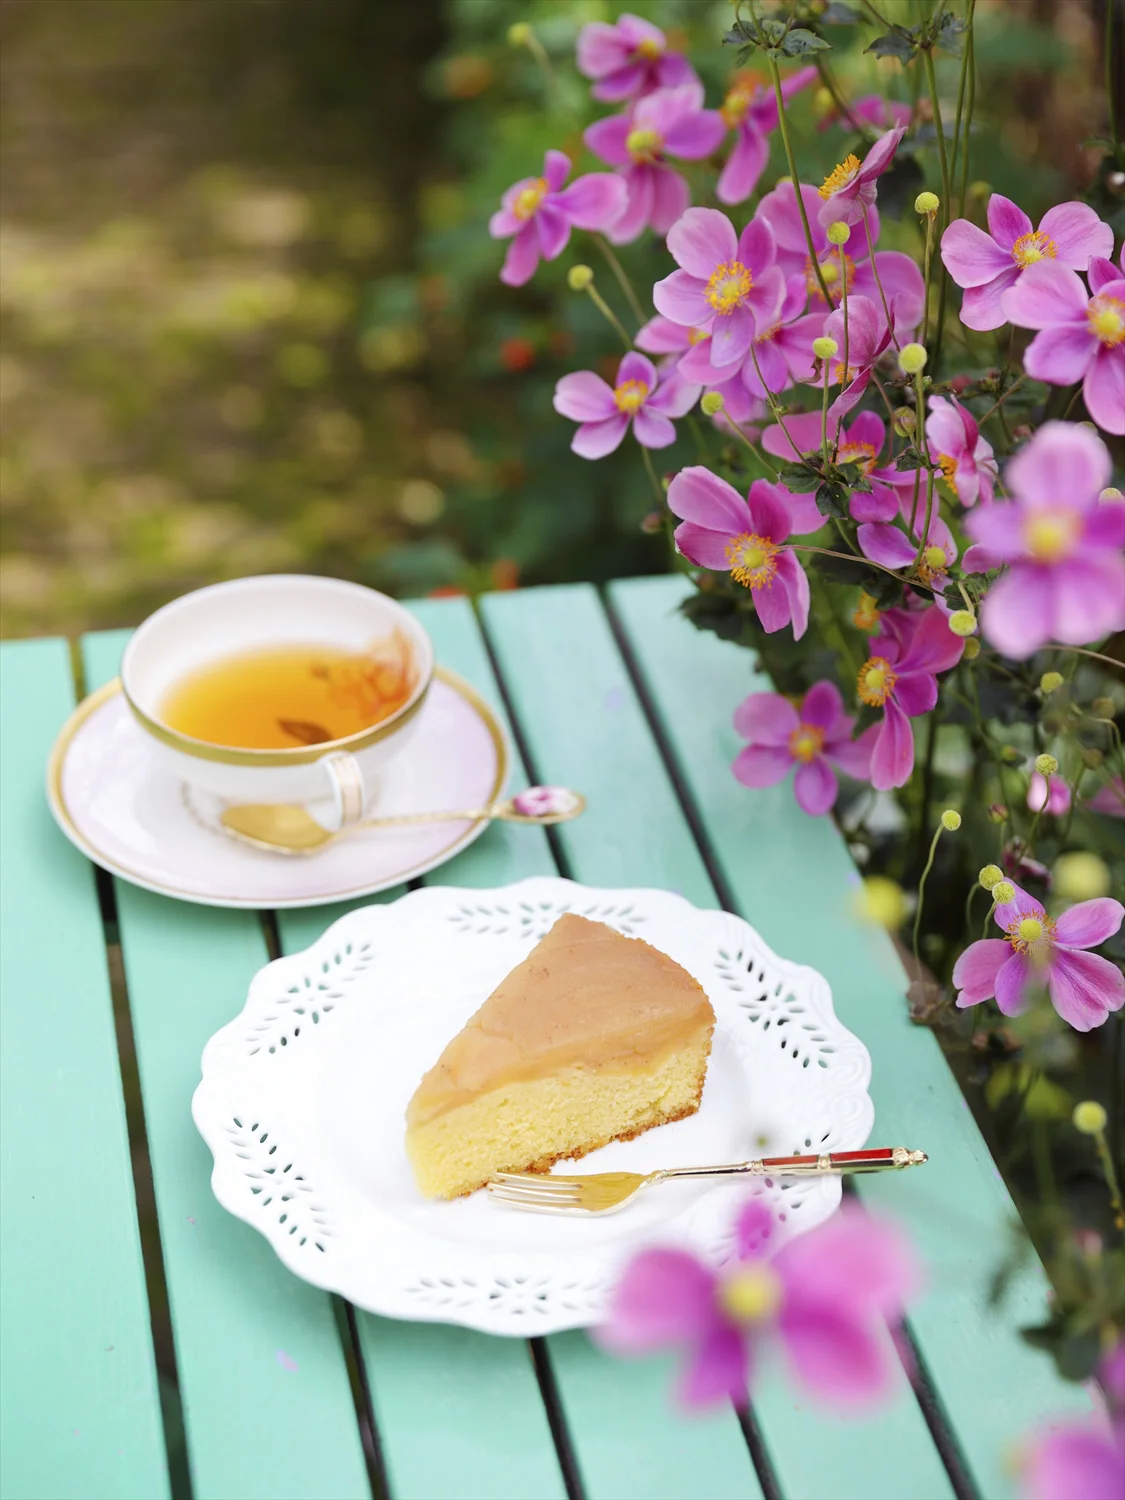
[446,898,645,941]
[224,1117,333,1253]
[242,940,375,1055]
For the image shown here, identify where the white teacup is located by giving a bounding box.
[121,575,434,829]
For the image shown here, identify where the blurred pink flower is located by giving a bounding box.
[716,66,817,205]
[585,83,725,244]
[910,395,999,508]
[1002,262,1125,435]
[1027,772,1071,816]
[653,208,787,369]
[953,882,1124,1031]
[820,294,893,416]
[576,13,696,102]
[761,409,900,524]
[940,195,1112,332]
[553,351,699,458]
[732,681,877,814]
[1087,776,1125,818]
[818,95,911,133]
[667,467,811,638]
[1021,1419,1125,1500]
[963,423,1125,659]
[597,1200,919,1409]
[489,150,627,286]
[859,607,965,790]
[816,127,906,228]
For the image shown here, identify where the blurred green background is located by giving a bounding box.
[1,0,1118,638]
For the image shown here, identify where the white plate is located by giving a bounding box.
[193,878,874,1334]
[46,669,508,908]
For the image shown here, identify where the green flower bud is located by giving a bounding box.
[962,637,981,660]
[826,220,851,246]
[812,335,839,359]
[1091,697,1116,719]
[941,809,961,831]
[1053,852,1111,902]
[891,406,916,436]
[701,391,725,416]
[1039,672,1064,694]
[1072,1100,1107,1135]
[1035,753,1058,776]
[992,880,1015,904]
[979,864,1003,890]
[1099,486,1124,503]
[507,22,532,46]
[914,191,940,214]
[949,610,977,636]
[898,343,928,375]
[1082,746,1105,769]
[567,264,594,291]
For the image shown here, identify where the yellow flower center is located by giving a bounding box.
[819,154,861,199]
[705,259,753,315]
[687,327,709,345]
[636,36,663,60]
[1024,510,1080,564]
[1087,295,1125,347]
[755,322,781,345]
[837,440,878,476]
[788,723,826,764]
[726,531,779,589]
[807,250,856,304]
[924,544,946,569]
[626,127,663,162]
[718,1263,783,1324]
[721,85,754,128]
[1005,910,1056,956]
[1011,229,1057,268]
[614,378,649,414]
[936,453,958,486]
[853,591,881,631]
[858,655,897,707]
[916,544,948,587]
[513,178,548,222]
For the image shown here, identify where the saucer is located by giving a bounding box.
[47,669,508,908]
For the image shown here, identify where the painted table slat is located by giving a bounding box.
[608,574,1093,1499]
[0,639,170,1500]
[480,585,956,1500]
[81,631,372,1500]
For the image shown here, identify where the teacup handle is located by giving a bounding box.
[319,751,367,829]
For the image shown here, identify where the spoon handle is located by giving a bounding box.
[355,805,499,828]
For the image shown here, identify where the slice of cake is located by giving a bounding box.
[405,913,716,1199]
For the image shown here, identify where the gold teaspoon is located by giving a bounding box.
[219,786,586,855]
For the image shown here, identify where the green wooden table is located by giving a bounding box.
[0,577,1091,1500]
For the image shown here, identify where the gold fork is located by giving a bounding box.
[487,1147,928,1215]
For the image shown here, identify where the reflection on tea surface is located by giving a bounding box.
[160,631,416,749]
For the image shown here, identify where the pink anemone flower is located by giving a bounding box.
[758,181,924,330]
[677,276,825,405]
[553,351,700,458]
[940,195,1112,332]
[716,66,817,205]
[1002,262,1125,436]
[953,882,1124,1032]
[635,314,709,369]
[732,681,877,815]
[914,395,998,507]
[819,294,893,416]
[653,208,787,370]
[857,511,958,599]
[489,150,628,287]
[667,467,811,638]
[963,422,1125,659]
[1087,776,1125,818]
[584,83,726,244]
[818,95,911,133]
[816,127,906,229]
[576,13,697,103]
[596,1199,919,1410]
[1021,1418,1125,1500]
[1027,772,1071,816]
[760,409,899,523]
[858,606,965,790]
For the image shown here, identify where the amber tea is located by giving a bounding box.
[160,631,417,750]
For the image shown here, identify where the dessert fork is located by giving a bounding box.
[487,1147,928,1216]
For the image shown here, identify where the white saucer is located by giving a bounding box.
[47,669,509,908]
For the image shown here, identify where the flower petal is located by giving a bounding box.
[869,697,914,791]
[736,216,777,276]
[650,164,692,235]
[710,301,755,369]
[1048,949,1125,1031]
[745,480,795,543]
[677,1320,750,1409]
[554,172,629,231]
[1023,323,1097,386]
[893,672,938,717]
[957,269,1020,332]
[717,125,770,206]
[794,757,838,815]
[779,1304,892,1408]
[895,606,964,677]
[653,269,713,326]
[1050,554,1125,645]
[801,680,845,731]
[571,414,630,459]
[500,226,541,287]
[535,203,571,261]
[576,22,632,81]
[607,165,655,245]
[732,743,793,788]
[1037,201,1114,269]
[1003,262,1089,329]
[979,567,1055,658]
[1054,898,1125,949]
[994,950,1033,1016]
[1005,419,1111,507]
[648,370,703,418]
[663,109,727,161]
[667,465,749,530]
[632,406,676,448]
[761,411,825,462]
[635,315,691,354]
[986,193,1033,251]
[940,217,1013,287]
[775,550,810,639]
[554,370,617,422]
[583,113,634,167]
[596,1248,718,1353]
[827,722,877,781]
[666,207,737,278]
[953,939,1010,1005]
[1084,344,1125,436]
[1023,1423,1125,1500]
[857,522,915,570]
[733,691,800,744]
[674,522,735,569]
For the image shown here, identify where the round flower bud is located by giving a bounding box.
[992,881,1015,904]
[701,391,725,416]
[826,220,851,246]
[857,875,907,930]
[1082,746,1105,769]
[1035,753,1058,776]
[1091,696,1116,719]
[1099,486,1124,503]
[969,180,991,199]
[962,637,981,660]
[812,335,839,359]
[988,803,1008,822]
[567,264,594,291]
[978,864,1003,890]
[1072,1101,1107,1136]
[915,191,940,214]
[898,343,928,375]
[507,22,532,46]
[949,610,977,636]
[941,809,961,831]
[891,406,916,437]
[813,86,834,117]
[640,510,664,535]
[1053,852,1111,902]
[1039,671,1064,694]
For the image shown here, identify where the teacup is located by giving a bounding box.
[121,575,434,829]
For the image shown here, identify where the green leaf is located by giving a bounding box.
[780,27,831,55]
[815,481,849,519]
[895,449,929,472]
[865,28,917,62]
[934,12,967,55]
[759,17,786,44]
[823,1,861,23]
[722,21,755,48]
[836,461,872,493]
[777,460,819,491]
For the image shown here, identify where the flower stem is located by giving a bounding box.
[923,45,953,373]
[978,373,1027,426]
[814,57,870,136]
[921,212,935,345]
[910,372,936,573]
[948,0,976,216]
[768,56,833,305]
[1043,645,1125,674]
[820,366,831,469]
[523,29,563,113]
[1092,1124,1125,1233]
[789,543,942,595]
[593,235,646,331]
[720,412,770,472]
[862,208,901,351]
[1106,0,1121,160]
[640,444,667,510]
[912,820,945,966]
[584,282,634,351]
[957,23,976,214]
[981,897,997,940]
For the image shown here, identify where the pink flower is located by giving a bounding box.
[1087,776,1125,818]
[716,66,817,205]
[820,294,893,416]
[511,785,582,818]
[818,95,912,133]
[596,1200,919,1410]
[732,681,877,814]
[554,351,700,458]
[816,127,906,229]
[576,13,696,103]
[963,423,1125,659]
[677,275,825,405]
[912,395,998,507]
[584,84,726,244]
[489,150,628,287]
[858,606,965,790]
[1020,1418,1125,1500]
[667,467,811,638]
[1002,262,1125,436]
[954,882,1124,1031]
[1027,771,1071,816]
[940,195,1112,332]
[857,510,958,597]
[653,208,787,370]
[761,409,900,524]
[759,180,925,329]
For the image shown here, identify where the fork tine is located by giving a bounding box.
[489,1172,581,1193]
[485,1189,588,1214]
[486,1181,581,1204]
